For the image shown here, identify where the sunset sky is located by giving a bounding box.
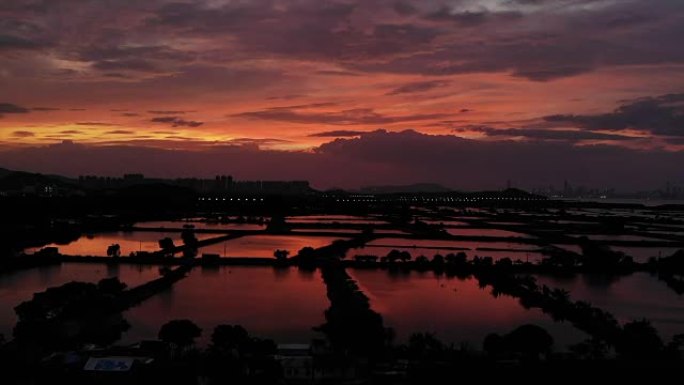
[1,0,683,190]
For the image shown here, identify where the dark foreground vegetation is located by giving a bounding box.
[2,252,684,384]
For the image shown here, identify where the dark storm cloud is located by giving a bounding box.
[351,2,682,81]
[0,34,45,50]
[1,0,682,83]
[149,1,439,60]
[666,137,684,145]
[386,80,450,95]
[308,130,366,138]
[268,103,339,110]
[426,7,522,26]
[227,138,291,147]
[150,1,357,36]
[393,1,418,16]
[148,110,189,115]
[0,103,30,114]
[266,94,306,100]
[79,44,193,63]
[457,125,639,142]
[1,130,682,190]
[150,116,203,127]
[81,44,195,76]
[348,35,601,81]
[76,122,119,126]
[31,107,60,111]
[314,70,362,77]
[235,107,450,125]
[92,59,161,72]
[314,129,684,188]
[545,93,684,136]
[11,130,34,137]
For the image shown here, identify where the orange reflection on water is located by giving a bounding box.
[0,263,161,338]
[135,221,266,231]
[445,228,535,238]
[349,269,583,348]
[120,266,329,345]
[536,272,684,340]
[200,235,347,258]
[26,232,213,257]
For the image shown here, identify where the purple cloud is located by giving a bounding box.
[386,80,450,95]
[0,130,682,191]
[236,107,450,125]
[545,93,684,136]
[151,116,203,127]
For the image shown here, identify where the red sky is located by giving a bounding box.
[1,0,683,189]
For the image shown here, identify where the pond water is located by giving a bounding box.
[445,228,535,238]
[290,229,362,234]
[348,246,544,262]
[349,269,585,350]
[609,246,682,262]
[286,215,383,222]
[485,221,527,226]
[547,220,599,225]
[348,238,543,261]
[25,232,215,257]
[418,220,471,226]
[287,219,388,225]
[549,244,683,262]
[372,229,411,235]
[0,263,162,339]
[120,266,329,345]
[535,273,684,340]
[135,221,266,231]
[365,238,536,250]
[199,235,346,258]
[552,244,584,254]
[645,230,684,236]
[568,234,667,243]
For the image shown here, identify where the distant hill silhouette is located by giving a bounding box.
[357,183,453,194]
[0,169,77,191]
[0,167,544,199]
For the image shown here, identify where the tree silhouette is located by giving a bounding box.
[210,324,250,351]
[158,237,175,251]
[483,324,553,360]
[181,229,199,248]
[407,332,444,359]
[97,277,127,295]
[273,249,290,261]
[617,319,663,360]
[106,244,121,258]
[158,319,202,352]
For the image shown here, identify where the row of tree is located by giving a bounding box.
[473,269,682,360]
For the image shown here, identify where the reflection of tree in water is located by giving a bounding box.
[199,264,221,276]
[13,278,132,348]
[296,266,315,280]
[271,264,291,280]
[106,262,120,276]
[582,273,624,289]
